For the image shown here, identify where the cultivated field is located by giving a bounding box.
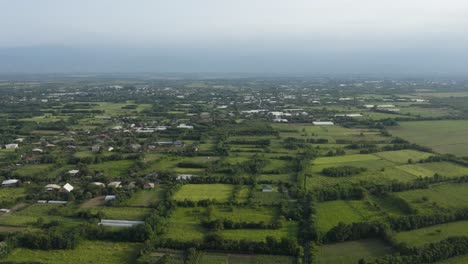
[389,120,468,157]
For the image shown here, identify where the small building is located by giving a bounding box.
[1,179,20,187]
[104,195,116,201]
[32,148,44,154]
[68,169,79,175]
[45,184,61,191]
[176,174,194,180]
[0,209,10,213]
[5,144,18,149]
[91,144,101,152]
[48,200,67,204]
[99,219,144,228]
[108,181,122,188]
[177,124,194,129]
[143,182,155,189]
[14,138,25,143]
[90,182,106,188]
[61,183,74,193]
[313,121,334,126]
[262,185,273,192]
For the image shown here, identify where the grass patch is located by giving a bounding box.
[173,184,234,202]
[315,200,384,233]
[2,240,141,264]
[389,120,468,157]
[315,239,393,264]
[394,220,468,247]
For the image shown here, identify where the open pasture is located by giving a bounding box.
[315,239,394,264]
[315,200,384,233]
[200,253,295,264]
[172,184,234,202]
[208,206,277,223]
[88,160,134,177]
[2,240,141,264]
[90,206,150,220]
[221,221,298,242]
[0,188,26,207]
[394,220,468,247]
[374,149,433,164]
[389,120,468,157]
[126,188,165,207]
[164,207,207,241]
[396,183,468,213]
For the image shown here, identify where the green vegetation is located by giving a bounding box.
[173,184,234,202]
[315,239,393,264]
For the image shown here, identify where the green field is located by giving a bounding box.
[0,188,26,206]
[173,184,234,202]
[307,150,468,190]
[200,253,295,264]
[222,221,298,242]
[438,255,468,264]
[3,240,141,264]
[315,239,394,264]
[88,160,135,177]
[389,120,468,157]
[374,149,433,164]
[396,183,468,213]
[13,164,55,178]
[90,207,150,220]
[164,207,207,241]
[0,203,81,227]
[394,221,468,247]
[315,200,384,233]
[126,188,165,207]
[209,206,277,223]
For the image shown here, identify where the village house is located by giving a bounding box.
[143,182,155,189]
[1,179,20,188]
[60,183,74,193]
[262,185,273,192]
[45,184,61,191]
[5,144,18,149]
[108,181,122,188]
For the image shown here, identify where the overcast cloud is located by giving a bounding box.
[1,0,468,74]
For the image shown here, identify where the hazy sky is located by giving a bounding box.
[1,0,468,74]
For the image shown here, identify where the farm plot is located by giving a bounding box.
[208,206,277,223]
[3,240,141,264]
[126,188,165,207]
[0,188,26,207]
[0,203,81,227]
[88,160,135,177]
[396,183,468,214]
[13,164,55,178]
[221,221,298,242]
[389,120,468,157]
[394,220,468,247]
[164,207,207,241]
[395,162,468,178]
[90,207,150,221]
[173,184,234,203]
[374,149,433,164]
[200,253,295,264]
[315,239,394,264]
[315,200,384,233]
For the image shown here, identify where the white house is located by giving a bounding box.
[5,144,18,149]
[45,184,61,191]
[1,179,19,187]
[108,181,122,188]
[313,121,334,126]
[61,183,74,193]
